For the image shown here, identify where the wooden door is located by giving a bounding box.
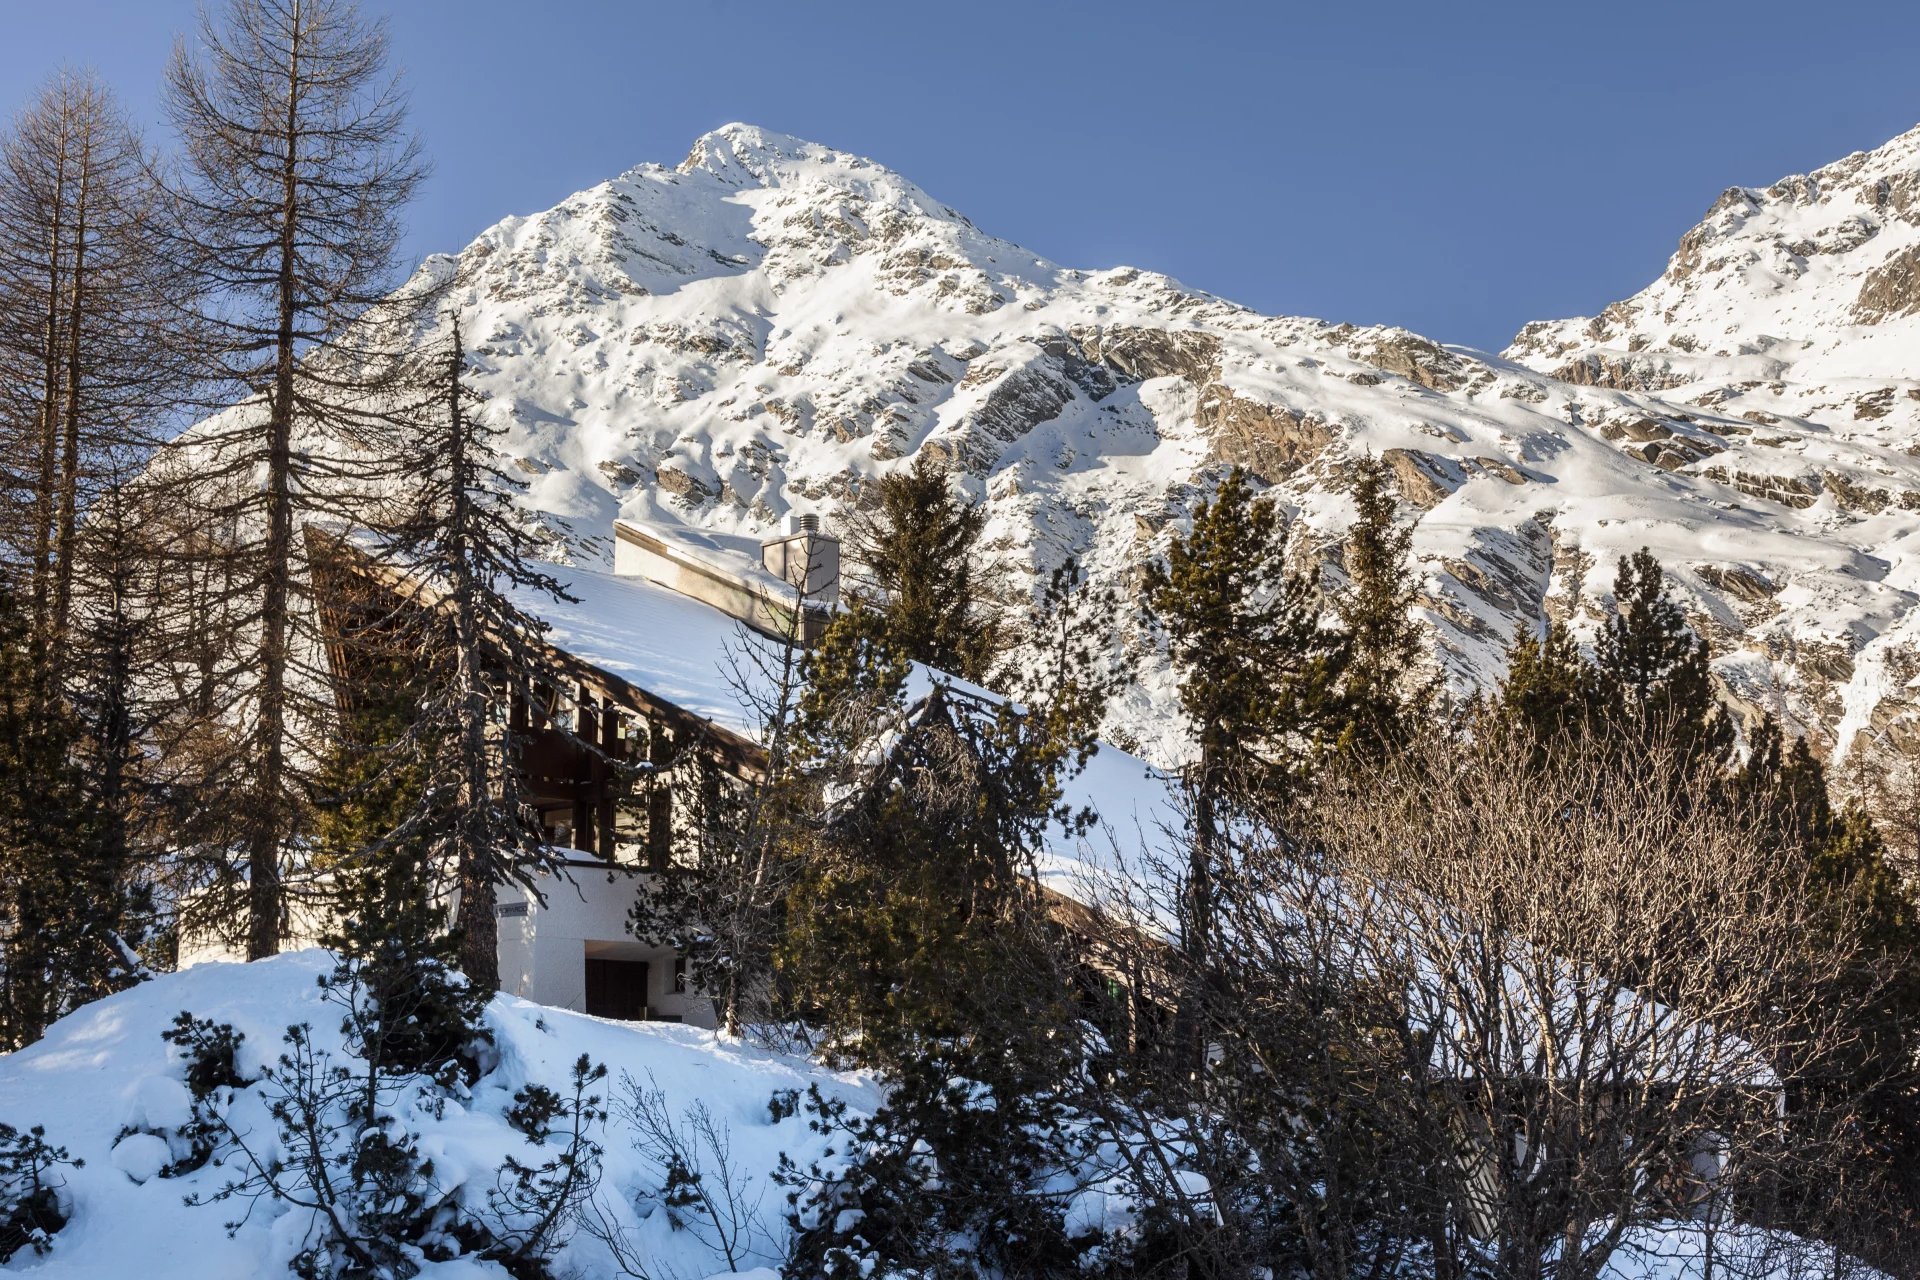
[584,957,650,1020]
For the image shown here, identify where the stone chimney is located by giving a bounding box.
[760,514,840,608]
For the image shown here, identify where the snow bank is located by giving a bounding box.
[0,955,1869,1279]
[0,953,878,1278]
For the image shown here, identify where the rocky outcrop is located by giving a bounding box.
[1380,449,1461,509]
[217,120,1920,767]
[1196,385,1333,478]
[1072,325,1222,385]
[1359,332,1470,392]
[1549,353,1686,393]
[1853,243,1920,322]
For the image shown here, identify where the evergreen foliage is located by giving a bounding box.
[1142,466,1349,1046]
[375,319,575,993]
[777,1057,1099,1280]
[0,1123,80,1264]
[842,454,1002,682]
[185,942,494,1278]
[1491,548,1731,773]
[1595,547,1733,767]
[0,568,141,1048]
[1336,452,1432,751]
[1492,618,1609,751]
[1144,467,1350,804]
[482,1054,608,1279]
[774,562,1111,1069]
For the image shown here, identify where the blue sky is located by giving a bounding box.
[6,1,1920,351]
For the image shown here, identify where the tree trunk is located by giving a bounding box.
[445,325,500,993]
[1173,749,1217,1070]
[49,133,90,662]
[28,138,67,645]
[245,11,305,961]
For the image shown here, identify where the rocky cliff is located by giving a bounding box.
[390,123,1920,765]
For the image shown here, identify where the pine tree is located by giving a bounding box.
[159,0,427,959]
[627,527,833,1035]
[0,568,135,1048]
[1336,452,1431,752]
[1488,619,1610,756]
[1733,714,1914,951]
[775,564,1113,1069]
[316,770,487,1089]
[1142,467,1349,1007]
[1731,714,1920,1233]
[843,454,1002,681]
[377,320,571,995]
[63,479,164,968]
[1595,548,1731,769]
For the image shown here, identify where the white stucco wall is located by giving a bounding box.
[496,865,715,1027]
[179,865,715,1030]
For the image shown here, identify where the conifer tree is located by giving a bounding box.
[1489,619,1610,756]
[1595,548,1731,768]
[312,663,486,1086]
[776,563,1113,1068]
[627,536,832,1036]
[1733,713,1914,951]
[1142,467,1349,992]
[0,569,136,1047]
[1336,452,1431,751]
[0,71,188,662]
[377,319,570,994]
[1730,712,1920,1232]
[843,454,1002,681]
[63,478,165,964]
[159,0,427,959]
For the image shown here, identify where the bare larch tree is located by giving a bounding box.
[159,0,426,958]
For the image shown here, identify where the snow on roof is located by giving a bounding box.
[612,517,806,605]
[517,559,768,741]
[511,559,1186,909]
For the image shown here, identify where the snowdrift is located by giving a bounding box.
[0,953,875,1278]
[0,955,1875,1279]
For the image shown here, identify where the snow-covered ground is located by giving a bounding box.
[0,953,873,1279]
[194,119,1920,767]
[0,956,1876,1279]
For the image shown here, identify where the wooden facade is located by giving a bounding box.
[306,528,761,878]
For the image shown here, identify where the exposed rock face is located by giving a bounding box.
[238,121,1920,765]
[1855,243,1920,322]
[1073,325,1222,384]
[1506,121,1920,760]
[1199,387,1334,478]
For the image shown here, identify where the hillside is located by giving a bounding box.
[363,123,1920,763]
[0,956,1869,1279]
[0,953,877,1278]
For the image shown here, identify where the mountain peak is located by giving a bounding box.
[678,122,833,181]
[390,123,1920,767]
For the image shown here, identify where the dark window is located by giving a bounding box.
[673,956,689,994]
[584,958,649,1021]
[647,785,674,871]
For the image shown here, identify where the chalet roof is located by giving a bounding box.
[513,560,768,742]
[508,558,1186,912]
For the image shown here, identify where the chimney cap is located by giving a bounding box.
[787,512,822,537]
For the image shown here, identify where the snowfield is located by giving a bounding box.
[0,956,1876,1279]
[213,119,1920,767]
[0,953,872,1279]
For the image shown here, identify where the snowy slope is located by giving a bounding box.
[0,955,1874,1279]
[319,123,1920,762]
[0,952,877,1279]
[1506,125,1920,758]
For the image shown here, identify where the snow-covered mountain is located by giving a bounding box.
[399,122,1920,764]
